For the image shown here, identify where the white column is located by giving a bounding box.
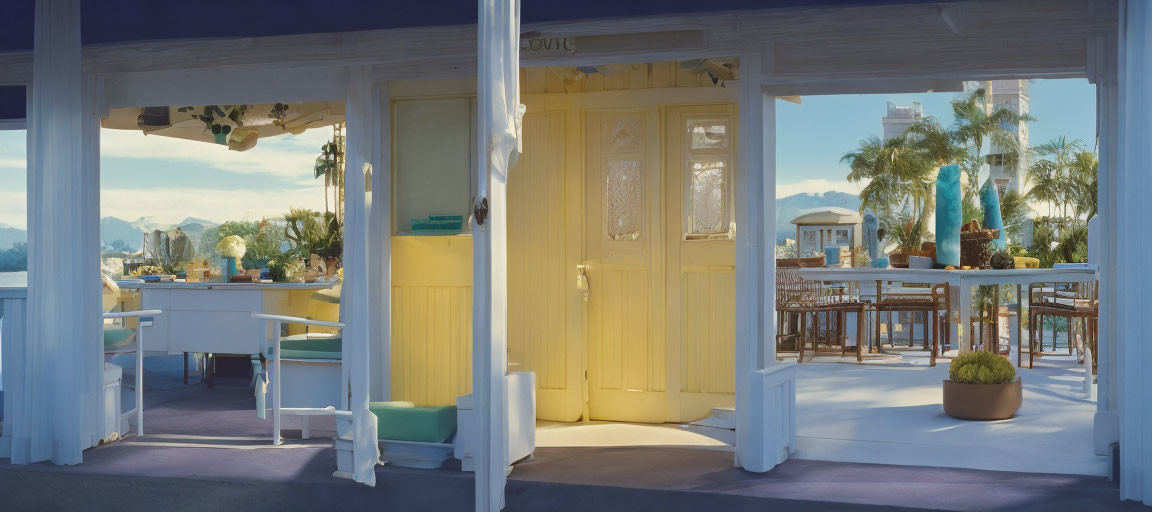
[1091,34,1120,457]
[1117,0,1152,503]
[343,66,381,486]
[475,0,518,507]
[735,50,791,473]
[368,82,392,401]
[15,0,102,466]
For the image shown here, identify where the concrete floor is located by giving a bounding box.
[538,344,1106,477]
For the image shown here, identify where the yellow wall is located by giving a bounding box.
[390,235,474,407]
[387,75,738,423]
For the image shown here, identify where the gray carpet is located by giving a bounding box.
[0,374,1142,511]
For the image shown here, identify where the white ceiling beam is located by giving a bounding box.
[0,0,1118,88]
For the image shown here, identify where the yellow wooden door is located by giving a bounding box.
[584,109,667,423]
[507,108,584,422]
[664,105,737,422]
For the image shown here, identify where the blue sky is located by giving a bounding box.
[0,126,329,230]
[0,78,1096,230]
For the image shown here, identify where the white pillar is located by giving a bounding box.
[475,0,518,507]
[1117,0,1152,503]
[368,82,392,401]
[343,66,381,486]
[1090,32,1120,457]
[15,0,102,466]
[735,50,792,473]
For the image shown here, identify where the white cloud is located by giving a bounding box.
[776,179,863,198]
[0,189,25,229]
[0,157,24,169]
[100,186,327,226]
[100,128,332,183]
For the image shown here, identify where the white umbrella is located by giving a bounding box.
[101,101,345,151]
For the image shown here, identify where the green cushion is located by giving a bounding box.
[103,327,135,348]
[370,402,457,443]
[262,334,342,360]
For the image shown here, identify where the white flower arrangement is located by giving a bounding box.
[215,235,247,259]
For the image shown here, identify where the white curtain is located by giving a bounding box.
[1118,0,1152,504]
[475,0,521,509]
[343,67,381,487]
[13,0,103,466]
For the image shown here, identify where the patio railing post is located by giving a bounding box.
[273,319,282,446]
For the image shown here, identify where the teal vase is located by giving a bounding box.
[223,257,237,281]
[935,164,962,267]
[980,178,1007,251]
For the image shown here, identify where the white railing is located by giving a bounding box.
[0,293,28,458]
[251,313,345,446]
[104,309,163,437]
[752,362,797,466]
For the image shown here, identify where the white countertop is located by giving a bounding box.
[0,271,27,299]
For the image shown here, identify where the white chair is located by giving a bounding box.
[103,309,163,437]
[251,313,346,445]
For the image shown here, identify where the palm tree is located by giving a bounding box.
[951,89,1036,180]
[1027,136,1084,220]
[842,129,940,252]
[1069,150,1098,220]
[1025,159,1061,217]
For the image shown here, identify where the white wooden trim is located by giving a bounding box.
[369,82,392,401]
[1090,30,1120,457]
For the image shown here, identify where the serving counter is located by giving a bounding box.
[116,280,338,355]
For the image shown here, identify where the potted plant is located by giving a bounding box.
[943,351,1022,420]
[885,215,929,268]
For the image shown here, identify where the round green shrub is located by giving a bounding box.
[948,351,1016,385]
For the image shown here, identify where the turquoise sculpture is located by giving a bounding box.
[935,164,962,267]
[980,178,1007,250]
[863,210,879,260]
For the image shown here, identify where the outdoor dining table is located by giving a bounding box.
[791,266,1099,357]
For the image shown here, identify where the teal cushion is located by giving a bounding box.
[266,334,342,360]
[103,327,135,349]
[370,402,457,443]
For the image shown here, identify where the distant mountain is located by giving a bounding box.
[775,191,861,244]
[178,217,219,228]
[0,221,26,251]
[101,217,145,251]
[129,216,169,233]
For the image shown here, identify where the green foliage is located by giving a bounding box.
[267,250,295,282]
[284,208,343,260]
[0,242,27,272]
[949,351,1016,385]
[998,190,1029,242]
[1026,217,1088,268]
[881,213,933,254]
[200,219,286,270]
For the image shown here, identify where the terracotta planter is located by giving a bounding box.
[889,252,909,268]
[942,379,1022,420]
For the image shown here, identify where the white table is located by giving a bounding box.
[115,280,337,356]
[792,267,1099,354]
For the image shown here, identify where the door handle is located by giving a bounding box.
[576,264,591,303]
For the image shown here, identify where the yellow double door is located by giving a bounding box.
[508,103,736,424]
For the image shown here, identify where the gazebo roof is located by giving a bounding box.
[791,207,862,226]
